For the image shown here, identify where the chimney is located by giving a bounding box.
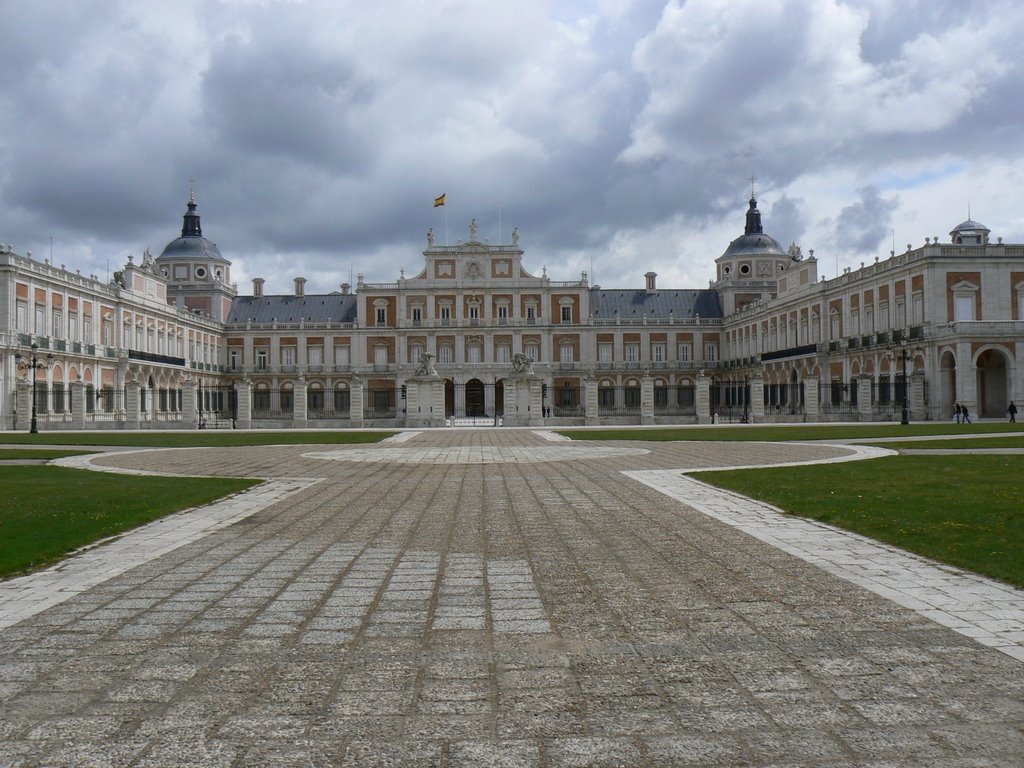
[341,282,351,295]
[252,277,264,297]
[294,277,306,297]
[644,271,657,293]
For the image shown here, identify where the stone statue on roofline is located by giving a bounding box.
[414,352,438,377]
[511,352,534,375]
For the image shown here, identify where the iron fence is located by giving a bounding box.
[252,389,294,420]
[550,385,583,418]
[307,387,352,419]
[763,382,805,415]
[597,385,642,417]
[366,387,398,419]
[654,385,697,417]
[819,380,858,415]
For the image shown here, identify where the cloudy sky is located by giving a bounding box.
[2,0,1023,295]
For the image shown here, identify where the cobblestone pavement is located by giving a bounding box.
[1,430,1023,767]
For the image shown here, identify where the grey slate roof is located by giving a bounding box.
[227,294,358,325]
[157,235,227,262]
[589,289,722,319]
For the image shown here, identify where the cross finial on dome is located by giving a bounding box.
[189,176,196,205]
[749,175,757,200]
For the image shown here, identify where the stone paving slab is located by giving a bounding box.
[0,430,1021,767]
[626,470,1024,663]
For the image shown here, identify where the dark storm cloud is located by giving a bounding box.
[829,186,899,255]
[1,0,1024,291]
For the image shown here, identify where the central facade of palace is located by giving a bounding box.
[2,194,1022,429]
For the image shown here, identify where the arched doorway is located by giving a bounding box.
[976,348,1009,417]
[464,378,485,417]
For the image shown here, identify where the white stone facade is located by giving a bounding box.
[2,200,1021,429]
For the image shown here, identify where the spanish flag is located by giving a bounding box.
[433,193,446,208]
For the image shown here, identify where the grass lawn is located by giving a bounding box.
[870,435,1024,450]
[559,423,1024,443]
[0,466,258,578]
[693,454,1024,588]
[0,449,95,460]
[0,430,391,448]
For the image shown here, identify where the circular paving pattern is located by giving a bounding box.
[302,445,650,464]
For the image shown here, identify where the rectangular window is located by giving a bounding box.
[467,345,481,363]
[895,299,906,328]
[496,345,510,363]
[376,307,387,326]
[560,344,574,363]
[677,343,692,362]
[308,346,323,366]
[16,302,28,332]
[625,343,639,363]
[497,305,509,322]
[440,305,451,324]
[411,306,422,323]
[335,345,350,365]
[525,344,538,361]
[953,295,974,321]
[560,306,572,323]
[526,305,536,323]
[257,350,268,370]
[230,349,240,370]
[282,347,296,366]
[598,343,612,363]
[69,315,78,342]
[35,307,45,335]
[469,305,480,320]
[102,321,111,346]
[704,343,718,362]
[52,310,63,339]
[438,345,453,364]
[374,346,389,365]
[912,295,923,324]
[651,343,666,362]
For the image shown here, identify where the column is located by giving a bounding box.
[857,375,873,419]
[484,380,495,419]
[349,375,364,427]
[235,379,252,429]
[431,379,446,426]
[125,381,141,429]
[528,378,543,427]
[749,374,764,421]
[293,377,308,426]
[910,370,925,421]
[695,374,711,425]
[803,376,820,420]
[584,376,599,426]
[15,380,31,431]
[640,374,654,425]
[503,379,519,426]
[955,340,976,414]
[70,380,86,430]
[181,380,198,428]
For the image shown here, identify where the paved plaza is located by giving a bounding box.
[1,430,1023,767]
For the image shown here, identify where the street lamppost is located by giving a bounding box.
[14,343,54,434]
[888,342,922,425]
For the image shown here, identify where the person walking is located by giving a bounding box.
[1009,400,1018,423]
[954,402,962,424]
[961,403,972,424]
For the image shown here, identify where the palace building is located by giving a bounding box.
[2,193,1021,430]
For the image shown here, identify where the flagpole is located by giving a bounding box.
[444,203,448,246]
[498,202,502,244]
